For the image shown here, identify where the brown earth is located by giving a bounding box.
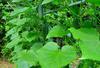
[0,60,16,68]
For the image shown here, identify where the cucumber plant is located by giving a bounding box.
[1,0,100,68]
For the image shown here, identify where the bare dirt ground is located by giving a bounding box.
[0,60,15,68]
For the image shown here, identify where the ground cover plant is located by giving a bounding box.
[0,0,100,68]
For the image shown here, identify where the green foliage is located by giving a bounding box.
[46,25,68,39]
[69,28,99,41]
[8,18,28,26]
[42,0,60,5]
[69,28,100,61]
[16,60,30,68]
[16,50,38,66]
[79,40,100,61]
[11,7,30,16]
[1,0,100,68]
[42,0,53,5]
[87,0,100,5]
[6,37,22,48]
[37,42,77,68]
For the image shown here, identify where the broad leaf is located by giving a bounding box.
[47,25,68,39]
[30,42,43,52]
[69,28,99,41]
[37,42,77,68]
[79,40,100,61]
[16,60,29,68]
[69,27,100,61]
[17,50,38,66]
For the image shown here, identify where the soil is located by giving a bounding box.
[0,59,16,68]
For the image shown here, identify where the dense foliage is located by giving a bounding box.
[0,0,100,68]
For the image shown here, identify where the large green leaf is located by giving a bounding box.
[69,28,100,61]
[14,43,42,67]
[16,60,29,68]
[47,25,68,39]
[37,42,77,68]
[30,42,43,52]
[69,28,99,41]
[79,40,100,61]
[87,0,100,5]
[17,50,38,67]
